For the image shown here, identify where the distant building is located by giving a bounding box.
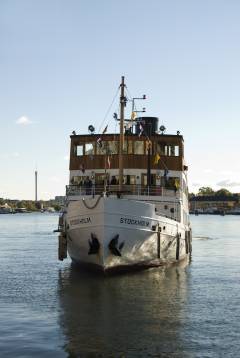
[190,195,239,213]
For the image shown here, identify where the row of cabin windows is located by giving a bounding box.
[71,174,180,189]
[75,141,180,157]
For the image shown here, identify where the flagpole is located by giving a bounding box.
[119,76,125,191]
[104,154,107,193]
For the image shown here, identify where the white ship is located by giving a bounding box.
[58,77,192,272]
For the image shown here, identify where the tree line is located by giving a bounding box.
[190,187,239,198]
[0,198,61,212]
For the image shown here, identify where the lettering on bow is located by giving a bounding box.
[70,217,91,226]
[120,217,150,227]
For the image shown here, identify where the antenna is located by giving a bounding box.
[35,169,38,202]
[131,95,147,113]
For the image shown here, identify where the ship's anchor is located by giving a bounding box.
[88,233,100,255]
[108,234,124,256]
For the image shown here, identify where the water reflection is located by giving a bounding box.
[58,261,191,357]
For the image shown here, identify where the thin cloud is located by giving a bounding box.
[16,116,32,125]
[192,182,202,187]
[216,179,240,188]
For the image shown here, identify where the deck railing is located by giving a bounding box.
[66,184,180,198]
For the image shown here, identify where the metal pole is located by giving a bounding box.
[147,123,152,189]
[147,144,151,189]
[35,170,38,202]
[119,76,125,191]
[104,156,107,193]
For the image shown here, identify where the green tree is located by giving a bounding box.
[198,187,215,196]
[26,201,37,211]
[215,188,232,197]
[17,201,25,208]
[53,204,61,212]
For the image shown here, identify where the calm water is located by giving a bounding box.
[0,213,240,357]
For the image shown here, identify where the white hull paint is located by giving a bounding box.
[64,196,191,272]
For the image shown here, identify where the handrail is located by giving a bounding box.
[66,184,181,198]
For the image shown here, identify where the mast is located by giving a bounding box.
[119,76,125,191]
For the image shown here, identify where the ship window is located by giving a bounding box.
[123,140,133,154]
[128,140,133,154]
[76,145,84,156]
[165,177,180,190]
[169,145,175,156]
[107,141,118,154]
[71,176,84,185]
[134,141,144,154]
[168,145,179,156]
[141,174,156,186]
[124,175,136,185]
[174,146,179,156]
[156,142,166,156]
[95,173,106,185]
[96,142,106,155]
[161,145,180,156]
[85,143,95,155]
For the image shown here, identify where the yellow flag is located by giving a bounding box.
[131,111,137,120]
[147,140,152,150]
[174,178,180,189]
[154,153,160,165]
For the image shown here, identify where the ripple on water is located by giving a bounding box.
[0,213,240,356]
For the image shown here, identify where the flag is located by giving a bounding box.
[139,123,144,137]
[164,169,169,178]
[174,178,180,189]
[131,111,137,120]
[154,153,160,165]
[146,140,152,150]
[97,125,108,147]
[97,137,102,147]
[107,155,111,169]
[102,125,108,134]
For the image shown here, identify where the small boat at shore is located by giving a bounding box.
[0,204,13,214]
[57,77,192,272]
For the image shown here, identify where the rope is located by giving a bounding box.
[98,86,120,133]
[82,195,102,210]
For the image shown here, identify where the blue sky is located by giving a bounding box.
[1,0,240,199]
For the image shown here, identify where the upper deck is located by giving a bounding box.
[70,132,185,172]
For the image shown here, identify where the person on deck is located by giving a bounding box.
[84,177,93,195]
[110,176,117,185]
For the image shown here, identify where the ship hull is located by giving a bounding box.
[64,197,191,273]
